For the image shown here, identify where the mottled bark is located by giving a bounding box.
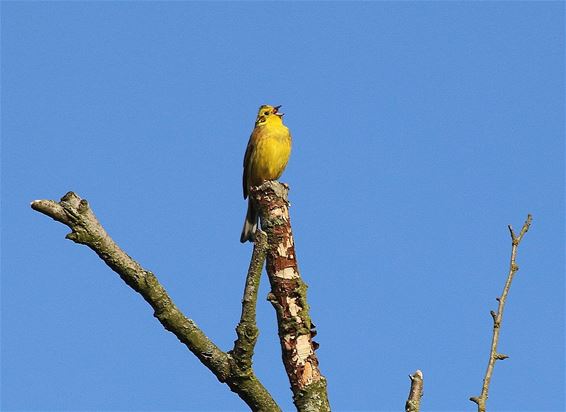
[405,370,423,412]
[31,192,280,412]
[231,231,268,371]
[252,181,331,412]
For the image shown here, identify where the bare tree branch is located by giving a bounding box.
[470,214,532,412]
[31,192,280,412]
[231,231,268,370]
[252,181,331,412]
[405,370,424,412]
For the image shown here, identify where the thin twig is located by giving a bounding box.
[405,370,424,412]
[232,230,268,370]
[31,192,281,412]
[470,214,532,412]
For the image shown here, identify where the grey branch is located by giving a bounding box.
[470,214,532,412]
[31,192,280,411]
[231,230,268,371]
[405,370,424,412]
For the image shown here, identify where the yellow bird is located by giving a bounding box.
[240,104,292,243]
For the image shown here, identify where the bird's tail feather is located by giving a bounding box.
[240,198,258,243]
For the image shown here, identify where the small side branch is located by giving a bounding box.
[253,181,331,412]
[405,370,424,412]
[232,231,268,370]
[31,192,280,412]
[470,214,532,412]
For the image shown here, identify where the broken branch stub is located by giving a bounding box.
[252,181,330,411]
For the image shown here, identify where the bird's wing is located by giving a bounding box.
[242,130,256,199]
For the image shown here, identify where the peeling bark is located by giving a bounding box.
[252,181,331,412]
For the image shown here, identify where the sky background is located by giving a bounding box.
[1,2,564,411]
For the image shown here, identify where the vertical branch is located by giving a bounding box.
[405,370,424,412]
[253,181,331,412]
[232,231,268,370]
[470,214,532,412]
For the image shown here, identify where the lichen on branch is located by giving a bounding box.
[252,181,331,411]
[231,230,268,371]
[31,191,280,412]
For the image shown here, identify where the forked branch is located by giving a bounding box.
[470,214,532,412]
[31,192,280,412]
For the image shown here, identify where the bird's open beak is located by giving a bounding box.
[274,105,284,116]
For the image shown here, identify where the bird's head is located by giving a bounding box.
[255,104,284,126]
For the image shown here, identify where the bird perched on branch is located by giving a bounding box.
[240,104,292,243]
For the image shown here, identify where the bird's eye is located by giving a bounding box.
[264,111,269,115]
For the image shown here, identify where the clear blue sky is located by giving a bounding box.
[2,2,564,411]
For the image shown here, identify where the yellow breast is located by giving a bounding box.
[248,122,292,187]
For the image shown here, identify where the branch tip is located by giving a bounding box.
[30,199,70,225]
[78,199,90,213]
[409,369,423,381]
[472,214,532,412]
[61,191,78,202]
[405,369,424,412]
[507,224,515,239]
